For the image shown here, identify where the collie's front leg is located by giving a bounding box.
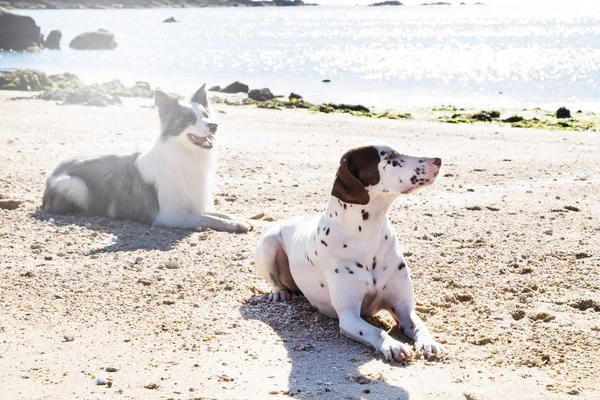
[153,212,250,233]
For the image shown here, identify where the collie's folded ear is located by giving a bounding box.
[154,89,178,112]
[331,158,370,205]
[191,83,209,109]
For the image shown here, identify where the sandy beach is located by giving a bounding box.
[0,91,599,399]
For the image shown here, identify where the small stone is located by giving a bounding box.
[63,335,74,342]
[30,244,42,249]
[134,257,143,264]
[544,229,553,236]
[144,383,159,390]
[105,367,118,372]
[44,255,53,261]
[138,279,152,286]
[250,212,265,220]
[163,261,180,269]
[96,377,108,385]
[106,381,113,388]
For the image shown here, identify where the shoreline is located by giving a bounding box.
[1,69,597,132]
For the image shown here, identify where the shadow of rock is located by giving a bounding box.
[31,208,191,253]
[240,295,411,400]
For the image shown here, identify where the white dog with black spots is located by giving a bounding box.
[255,144,443,361]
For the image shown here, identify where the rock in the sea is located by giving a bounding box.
[0,69,51,91]
[422,1,451,4]
[556,107,571,119]
[163,17,178,23]
[45,30,62,50]
[208,85,222,92]
[0,11,44,51]
[248,88,275,101]
[370,1,403,5]
[220,81,249,94]
[69,29,117,50]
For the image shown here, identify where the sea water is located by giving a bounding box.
[1,0,599,110]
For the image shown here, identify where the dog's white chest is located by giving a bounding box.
[136,139,217,215]
[287,216,399,318]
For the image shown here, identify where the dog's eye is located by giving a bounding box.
[183,114,196,125]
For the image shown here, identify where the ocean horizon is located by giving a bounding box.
[2,0,599,111]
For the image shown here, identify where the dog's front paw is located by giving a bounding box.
[232,220,253,233]
[415,337,443,357]
[267,289,292,302]
[380,335,414,362]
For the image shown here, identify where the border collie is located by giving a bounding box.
[42,84,251,233]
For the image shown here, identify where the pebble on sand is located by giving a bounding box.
[96,377,108,385]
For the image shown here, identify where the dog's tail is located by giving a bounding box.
[43,174,89,214]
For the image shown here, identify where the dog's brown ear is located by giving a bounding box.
[191,83,209,109]
[332,158,370,205]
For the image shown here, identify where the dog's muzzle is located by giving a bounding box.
[187,133,215,149]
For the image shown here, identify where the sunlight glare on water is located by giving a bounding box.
[1,0,599,110]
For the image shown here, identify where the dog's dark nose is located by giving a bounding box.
[432,158,442,167]
[208,123,218,134]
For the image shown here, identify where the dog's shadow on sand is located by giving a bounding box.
[240,296,411,400]
[31,209,191,253]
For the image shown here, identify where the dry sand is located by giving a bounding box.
[0,91,599,400]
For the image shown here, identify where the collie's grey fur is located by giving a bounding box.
[42,154,159,223]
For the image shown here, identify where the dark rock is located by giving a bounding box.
[319,104,333,113]
[502,115,524,123]
[45,30,62,50]
[69,29,117,50]
[0,69,51,91]
[163,17,178,23]
[289,92,303,101]
[322,79,331,83]
[248,88,275,101]
[0,11,44,51]
[555,107,571,119]
[327,103,370,113]
[370,1,403,5]
[274,0,307,5]
[471,110,500,121]
[208,85,222,92]
[220,81,249,94]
